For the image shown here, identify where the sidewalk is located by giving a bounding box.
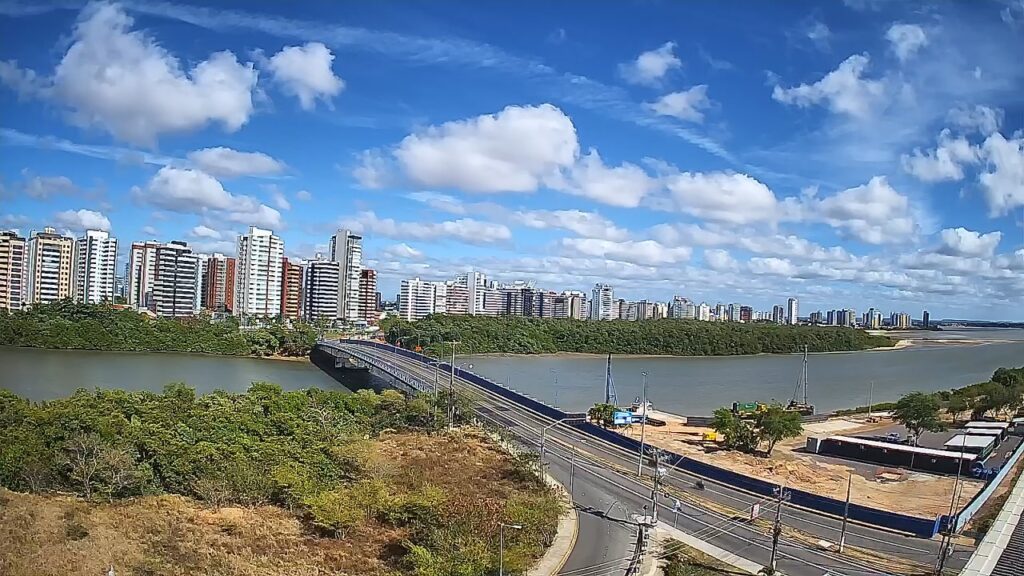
[527,473,579,576]
[652,522,764,575]
[959,466,1024,575]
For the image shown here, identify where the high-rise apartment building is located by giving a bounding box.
[202,254,236,313]
[399,277,438,321]
[729,303,742,322]
[590,283,615,320]
[329,229,362,322]
[359,269,379,325]
[890,312,912,329]
[0,231,26,311]
[772,305,785,324]
[73,229,117,304]
[481,286,501,316]
[464,271,488,315]
[303,259,340,322]
[864,308,882,329]
[554,290,587,319]
[281,258,303,320]
[787,297,799,325]
[652,302,669,320]
[128,241,161,309]
[740,305,753,323]
[235,226,284,318]
[26,227,74,305]
[922,310,930,328]
[445,281,470,315]
[150,241,199,317]
[697,302,711,321]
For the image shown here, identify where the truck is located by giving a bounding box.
[731,401,768,418]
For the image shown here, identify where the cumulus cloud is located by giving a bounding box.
[646,85,711,123]
[620,42,681,86]
[947,105,1003,136]
[901,129,980,182]
[886,23,928,62]
[382,243,423,259]
[21,172,77,199]
[662,171,779,224]
[186,147,286,178]
[141,225,158,236]
[0,3,258,146]
[269,187,291,210]
[704,248,738,271]
[265,42,345,110]
[295,189,312,201]
[561,238,692,265]
[340,211,510,245]
[937,227,1002,258]
[558,149,659,207]
[748,257,798,277]
[54,208,110,232]
[772,54,885,118]
[812,176,915,244]
[805,20,831,51]
[513,209,629,241]
[979,132,1024,216]
[190,224,223,239]
[136,167,282,228]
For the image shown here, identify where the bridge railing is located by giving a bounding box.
[333,339,942,538]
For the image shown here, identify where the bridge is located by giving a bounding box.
[317,340,974,576]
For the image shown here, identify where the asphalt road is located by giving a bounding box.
[336,343,976,575]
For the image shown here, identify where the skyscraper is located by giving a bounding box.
[0,231,26,312]
[922,310,930,328]
[772,304,785,324]
[329,229,362,322]
[26,227,74,305]
[150,241,199,317]
[73,229,117,304]
[281,258,303,320]
[202,254,236,313]
[128,240,161,310]
[235,226,284,318]
[359,269,379,325]
[787,297,799,325]
[303,259,340,322]
[590,283,614,320]
[399,277,438,321]
[466,270,487,315]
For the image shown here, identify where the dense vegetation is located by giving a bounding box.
[381,314,895,356]
[0,301,316,357]
[711,403,804,456]
[0,384,560,574]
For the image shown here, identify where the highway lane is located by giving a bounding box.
[342,343,972,575]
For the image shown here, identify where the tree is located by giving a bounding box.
[893,392,944,445]
[61,433,104,499]
[755,405,803,456]
[712,408,757,453]
[946,394,971,422]
[588,403,617,427]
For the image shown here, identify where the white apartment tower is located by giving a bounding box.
[590,283,615,321]
[466,270,487,314]
[235,226,284,318]
[150,241,199,317]
[73,229,117,304]
[399,277,437,321]
[26,227,74,305]
[128,241,162,309]
[787,297,799,325]
[0,231,26,311]
[329,229,362,322]
[303,259,340,322]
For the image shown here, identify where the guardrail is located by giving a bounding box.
[335,340,944,538]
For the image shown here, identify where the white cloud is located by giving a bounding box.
[265,42,345,110]
[662,171,779,224]
[901,129,980,182]
[382,243,423,259]
[340,211,510,245]
[704,248,738,271]
[561,238,691,265]
[186,147,285,178]
[748,257,797,277]
[947,105,1003,136]
[558,150,658,207]
[0,3,258,146]
[886,24,928,62]
[141,225,158,236]
[269,188,291,210]
[392,104,578,193]
[772,54,885,118]
[937,227,1002,258]
[648,223,733,248]
[979,132,1024,216]
[190,225,223,239]
[22,172,76,199]
[54,208,110,232]
[295,189,312,201]
[352,150,393,189]
[813,176,915,244]
[137,167,282,228]
[224,204,282,229]
[405,191,467,214]
[620,42,681,86]
[646,85,711,123]
[806,20,831,50]
[513,209,629,241]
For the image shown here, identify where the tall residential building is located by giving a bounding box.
[787,297,799,325]
[772,305,785,324]
[739,306,753,323]
[329,229,362,322]
[235,226,284,318]
[303,259,340,322]
[652,302,669,320]
[359,269,379,325]
[890,312,912,329]
[636,300,653,321]
[554,290,587,319]
[399,277,438,321]
[729,303,742,322]
[150,241,199,317]
[590,283,615,320]
[697,302,711,321]
[465,271,487,315]
[26,227,74,305]
[202,254,236,313]
[0,231,26,311]
[809,311,823,324]
[281,258,303,320]
[193,255,208,314]
[128,240,161,309]
[73,229,117,304]
[922,310,930,328]
[481,286,502,316]
[864,308,882,329]
[446,281,470,315]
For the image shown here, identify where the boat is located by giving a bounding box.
[787,345,815,415]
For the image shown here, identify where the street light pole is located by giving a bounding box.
[447,340,459,430]
[936,433,968,574]
[637,370,649,476]
[540,418,571,468]
[499,523,522,576]
[839,473,852,553]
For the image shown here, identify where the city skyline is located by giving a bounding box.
[1,2,1022,320]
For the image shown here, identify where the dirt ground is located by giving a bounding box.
[620,411,982,517]
[0,430,557,576]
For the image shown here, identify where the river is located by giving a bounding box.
[465,329,1024,415]
[0,347,346,401]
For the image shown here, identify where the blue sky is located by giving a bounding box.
[1,0,1022,319]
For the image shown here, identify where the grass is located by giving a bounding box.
[0,430,561,576]
[661,539,742,576]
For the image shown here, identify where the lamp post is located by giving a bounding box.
[499,523,522,576]
[637,370,649,476]
[446,340,460,429]
[540,417,573,467]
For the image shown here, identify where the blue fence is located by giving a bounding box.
[337,340,941,537]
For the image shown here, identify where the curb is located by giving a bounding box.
[528,472,579,576]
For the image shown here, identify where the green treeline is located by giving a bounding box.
[0,301,316,357]
[0,384,559,574]
[382,314,895,356]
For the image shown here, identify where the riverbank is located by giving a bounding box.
[470,339,913,359]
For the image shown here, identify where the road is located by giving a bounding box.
[338,342,975,575]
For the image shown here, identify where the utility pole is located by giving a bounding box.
[637,370,649,476]
[446,340,459,430]
[868,380,874,418]
[936,434,968,575]
[768,484,789,575]
[839,473,852,553]
[648,448,664,524]
[569,443,577,498]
